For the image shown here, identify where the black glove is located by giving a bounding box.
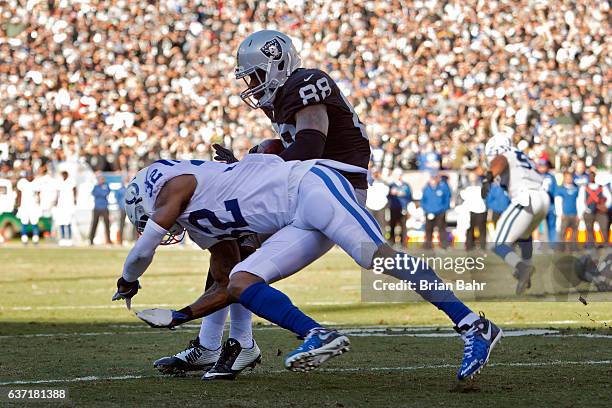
[112,277,141,309]
[212,143,238,163]
[248,144,260,154]
[481,171,493,199]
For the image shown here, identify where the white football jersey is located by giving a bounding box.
[498,146,544,202]
[56,178,77,208]
[141,155,319,250]
[16,178,40,209]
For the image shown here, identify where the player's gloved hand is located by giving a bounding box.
[135,308,193,330]
[481,171,493,199]
[112,277,141,310]
[248,144,260,154]
[212,144,238,163]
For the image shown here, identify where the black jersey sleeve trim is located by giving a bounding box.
[279,128,327,161]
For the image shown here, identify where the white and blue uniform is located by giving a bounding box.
[493,147,549,245]
[16,178,42,225]
[140,155,381,282]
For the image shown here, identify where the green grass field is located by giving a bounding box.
[1,246,611,407]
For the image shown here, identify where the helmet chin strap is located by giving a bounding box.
[286,53,293,76]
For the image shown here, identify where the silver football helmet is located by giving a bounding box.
[235,30,302,109]
[125,167,185,245]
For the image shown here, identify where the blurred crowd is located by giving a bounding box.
[0,0,610,185]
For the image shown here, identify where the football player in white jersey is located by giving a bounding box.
[482,136,549,294]
[113,155,502,380]
[160,30,373,380]
[16,172,42,245]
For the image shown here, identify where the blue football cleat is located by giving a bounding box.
[284,328,350,372]
[456,314,502,380]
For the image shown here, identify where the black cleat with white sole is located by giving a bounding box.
[202,338,261,381]
[154,337,220,375]
[513,261,535,295]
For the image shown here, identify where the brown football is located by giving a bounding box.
[254,138,285,155]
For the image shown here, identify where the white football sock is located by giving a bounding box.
[458,312,480,328]
[229,303,253,348]
[503,251,521,269]
[198,307,228,350]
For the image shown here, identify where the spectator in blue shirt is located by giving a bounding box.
[537,159,558,247]
[556,171,579,252]
[387,172,412,247]
[421,172,450,249]
[417,142,441,172]
[114,178,129,245]
[573,160,589,189]
[89,174,111,245]
[485,182,511,226]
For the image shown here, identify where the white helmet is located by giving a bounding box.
[125,167,185,245]
[484,135,512,162]
[235,30,302,109]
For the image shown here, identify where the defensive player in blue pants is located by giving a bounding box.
[114,156,502,380]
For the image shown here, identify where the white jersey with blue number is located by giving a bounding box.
[499,147,544,204]
[142,155,365,250]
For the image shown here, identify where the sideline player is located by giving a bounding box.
[481,136,548,294]
[16,172,42,245]
[157,30,372,380]
[113,156,502,380]
[54,171,77,246]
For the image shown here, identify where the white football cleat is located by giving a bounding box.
[202,338,261,381]
[154,337,220,375]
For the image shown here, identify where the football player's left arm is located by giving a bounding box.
[136,240,241,328]
[482,155,508,198]
[279,104,329,161]
[172,240,242,324]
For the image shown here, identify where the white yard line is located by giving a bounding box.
[3,327,612,340]
[340,328,562,337]
[3,303,611,329]
[0,375,158,385]
[0,331,166,339]
[1,360,611,386]
[0,304,178,311]
[0,301,358,311]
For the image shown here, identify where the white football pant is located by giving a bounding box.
[200,166,372,349]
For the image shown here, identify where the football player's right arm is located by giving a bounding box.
[482,155,509,198]
[120,175,196,284]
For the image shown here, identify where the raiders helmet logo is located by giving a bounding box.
[260,38,283,60]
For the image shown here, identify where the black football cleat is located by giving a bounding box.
[513,261,535,295]
[202,338,261,381]
[154,337,220,375]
